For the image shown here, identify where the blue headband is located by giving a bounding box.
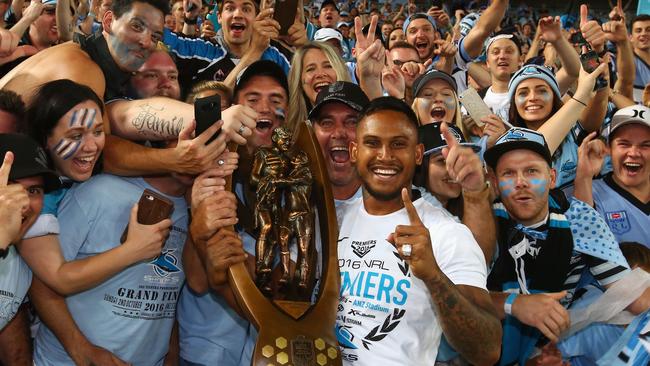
[403,13,437,33]
[508,64,562,102]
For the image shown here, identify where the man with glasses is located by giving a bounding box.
[484,128,649,365]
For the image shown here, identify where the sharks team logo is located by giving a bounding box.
[149,249,181,277]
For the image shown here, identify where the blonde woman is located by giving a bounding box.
[287,42,351,132]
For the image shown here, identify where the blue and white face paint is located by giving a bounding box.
[47,101,105,182]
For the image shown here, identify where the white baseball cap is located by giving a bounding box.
[314,28,343,44]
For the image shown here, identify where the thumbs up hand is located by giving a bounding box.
[579,4,607,53]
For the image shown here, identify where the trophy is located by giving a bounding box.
[226,121,342,366]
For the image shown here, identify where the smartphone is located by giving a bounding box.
[580,50,608,90]
[570,32,586,45]
[272,0,299,35]
[120,189,174,244]
[459,88,492,128]
[194,94,222,144]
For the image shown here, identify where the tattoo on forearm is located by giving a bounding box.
[426,276,502,364]
[131,104,183,138]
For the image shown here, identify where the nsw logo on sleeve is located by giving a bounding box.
[605,210,631,234]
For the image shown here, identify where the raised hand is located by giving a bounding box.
[189,190,238,243]
[576,131,606,179]
[440,122,486,192]
[190,150,238,211]
[428,6,450,28]
[252,8,279,52]
[0,152,30,250]
[602,19,628,44]
[433,38,458,58]
[510,291,570,343]
[381,64,405,99]
[538,16,563,43]
[573,62,608,104]
[354,15,378,55]
[200,20,217,39]
[173,119,228,174]
[122,203,172,262]
[580,4,607,53]
[221,104,258,145]
[283,2,308,47]
[183,0,202,20]
[204,229,247,287]
[480,114,509,148]
[386,188,439,281]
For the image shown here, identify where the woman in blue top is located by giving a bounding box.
[19,79,171,296]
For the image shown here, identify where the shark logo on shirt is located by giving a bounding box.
[149,249,181,277]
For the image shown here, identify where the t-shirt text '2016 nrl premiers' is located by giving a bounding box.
[335,196,488,366]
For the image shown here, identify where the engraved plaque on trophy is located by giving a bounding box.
[226,121,342,366]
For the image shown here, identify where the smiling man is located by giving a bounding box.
[308,81,369,204]
[0,134,60,365]
[631,14,650,103]
[336,96,501,365]
[484,128,649,365]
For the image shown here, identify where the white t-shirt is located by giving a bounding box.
[335,196,487,366]
[483,87,510,121]
[0,246,31,331]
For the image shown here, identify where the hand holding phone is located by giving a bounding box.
[459,88,492,128]
[120,189,174,255]
[195,94,222,145]
[580,50,608,90]
[272,0,299,35]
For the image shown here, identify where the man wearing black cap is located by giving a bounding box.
[177,59,289,366]
[318,0,340,29]
[309,81,369,204]
[483,128,648,365]
[0,134,59,364]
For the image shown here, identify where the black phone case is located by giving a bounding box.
[194,94,222,144]
[273,0,299,36]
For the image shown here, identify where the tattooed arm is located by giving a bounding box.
[389,188,502,365]
[107,98,190,141]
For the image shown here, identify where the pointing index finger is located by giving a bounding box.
[0,151,13,186]
[401,187,423,226]
[440,122,460,149]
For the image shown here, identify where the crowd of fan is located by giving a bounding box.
[0,0,648,365]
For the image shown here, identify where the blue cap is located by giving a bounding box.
[403,13,436,33]
[508,64,561,103]
[42,0,57,6]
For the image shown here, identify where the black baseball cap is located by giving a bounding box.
[319,0,339,13]
[233,60,289,99]
[418,123,480,156]
[308,81,370,120]
[412,69,458,98]
[484,128,552,169]
[0,134,60,192]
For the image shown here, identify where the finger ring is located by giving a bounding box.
[238,123,246,135]
[401,244,412,258]
[218,159,225,166]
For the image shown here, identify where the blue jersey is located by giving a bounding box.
[592,174,649,247]
[34,175,188,365]
[633,53,650,104]
[553,123,584,189]
[177,230,257,366]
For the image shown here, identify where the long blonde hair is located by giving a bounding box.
[287,42,351,133]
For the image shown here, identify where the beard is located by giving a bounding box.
[363,182,402,202]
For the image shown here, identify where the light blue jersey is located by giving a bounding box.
[177,230,257,366]
[633,54,650,104]
[0,246,31,331]
[34,175,188,366]
[592,174,649,247]
[553,123,584,189]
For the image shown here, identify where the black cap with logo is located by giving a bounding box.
[308,81,370,120]
[0,134,60,192]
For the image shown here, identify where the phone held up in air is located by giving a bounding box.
[194,94,222,145]
[272,0,299,36]
[580,50,608,91]
[120,189,175,244]
[459,88,492,128]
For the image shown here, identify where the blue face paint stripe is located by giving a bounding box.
[55,140,71,155]
[61,140,81,160]
[529,178,547,196]
[78,109,88,127]
[85,109,97,129]
[69,110,78,127]
[53,139,65,152]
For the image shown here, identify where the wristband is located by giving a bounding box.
[184,16,198,25]
[504,293,518,315]
[571,96,587,107]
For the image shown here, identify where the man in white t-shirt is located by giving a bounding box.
[482,33,522,120]
[336,96,501,365]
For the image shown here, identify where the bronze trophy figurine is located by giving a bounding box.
[226,122,342,366]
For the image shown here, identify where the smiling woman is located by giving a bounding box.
[287,42,350,133]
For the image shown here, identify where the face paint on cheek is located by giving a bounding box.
[275,108,286,122]
[515,94,527,107]
[537,90,552,103]
[84,109,97,129]
[53,138,82,160]
[417,98,433,120]
[499,179,514,197]
[529,178,547,196]
[443,95,456,111]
